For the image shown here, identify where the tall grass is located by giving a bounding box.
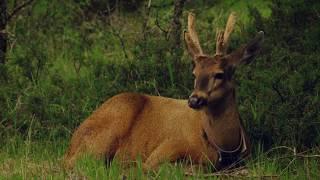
[1,135,319,179]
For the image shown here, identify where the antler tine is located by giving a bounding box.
[215,12,237,56]
[187,13,203,55]
[223,12,237,52]
[215,29,224,56]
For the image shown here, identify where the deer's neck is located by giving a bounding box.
[202,90,241,151]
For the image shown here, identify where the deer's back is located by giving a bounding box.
[83,92,206,161]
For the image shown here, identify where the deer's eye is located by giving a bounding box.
[215,73,224,80]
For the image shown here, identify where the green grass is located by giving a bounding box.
[1,136,319,179]
[1,1,319,179]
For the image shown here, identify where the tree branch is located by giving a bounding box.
[272,82,285,103]
[106,3,128,60]
[7,0,35,22]
[155,11,168,35]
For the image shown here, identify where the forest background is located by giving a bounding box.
[0,0,319,178]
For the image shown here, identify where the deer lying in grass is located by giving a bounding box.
[63,12,264,171]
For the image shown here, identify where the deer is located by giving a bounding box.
[63,12,264,171]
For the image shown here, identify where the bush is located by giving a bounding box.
[239,0,320,149]
[1,0,319,150]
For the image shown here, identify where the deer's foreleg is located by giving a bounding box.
[142,139,189,171]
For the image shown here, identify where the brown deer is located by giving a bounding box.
[63,12,264,171]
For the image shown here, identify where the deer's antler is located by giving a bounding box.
[215,12,237,56]
[185,13,203,58]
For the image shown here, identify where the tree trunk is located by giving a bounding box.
[168,0,186,86]
[170,0,186,54]
[0,0,7,64]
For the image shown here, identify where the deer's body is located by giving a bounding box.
[64,91,248,170]
[64,12,263,171]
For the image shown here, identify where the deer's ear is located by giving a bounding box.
[227,31,264,66]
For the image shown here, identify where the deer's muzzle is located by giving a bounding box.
[188,95,207,109]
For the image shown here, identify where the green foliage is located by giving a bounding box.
[0,137,319,178]
[239,0,320,149]
[0,0,319,151]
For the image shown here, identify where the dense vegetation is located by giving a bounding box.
[0,0,319,178]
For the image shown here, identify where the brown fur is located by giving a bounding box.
[63,12,263,171]
[64,93,218,169]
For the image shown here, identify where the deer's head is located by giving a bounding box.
[185,13,264,109]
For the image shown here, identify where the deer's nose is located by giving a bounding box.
[188,95,207,109]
